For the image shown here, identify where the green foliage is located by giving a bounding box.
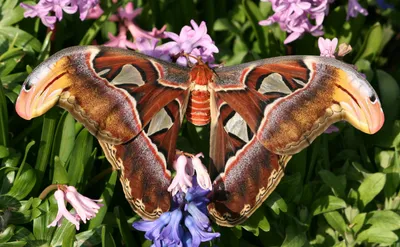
[0,0,399,246]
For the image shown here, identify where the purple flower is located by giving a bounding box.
[133,154,220,247]
[74,0,99,20]
[185,216,220,247]
[85,4,103,19]
[347,0,368,20]
[105,2,168,57]
[47,185,102,230]
[259,0,334,44]
[135,38,171,61]
[20,0,98,29]
[105,26,136,50]
[158,20,219,66]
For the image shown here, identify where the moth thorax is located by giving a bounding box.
[190,63,213,86]
[186,90,211,126]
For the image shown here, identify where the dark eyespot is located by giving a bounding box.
[23,82,32,92]
[369,94,376,102]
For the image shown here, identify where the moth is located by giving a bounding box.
[15,46,384,227]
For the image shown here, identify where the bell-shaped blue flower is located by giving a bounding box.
[185,215,220,247]
[133,157,220,247]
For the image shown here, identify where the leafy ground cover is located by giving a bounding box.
[0,0,400,246]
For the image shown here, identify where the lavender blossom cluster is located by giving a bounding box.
[20,0,99,30]
[259,0,368,44]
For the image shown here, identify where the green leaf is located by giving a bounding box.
[74,225,102,247]
[101,226,116,247]
[319,170,346,199]
[356,227,398,245]
[311,196,347,216]
[33,108,58,193]
[0,26,41,53]
[0,48,24,77]
[0,83,8,146]
[0,145,9,158]
[358,173,386,209]
[351,212,366,234]
[366,210,400,231]
[241,208,270,236]
[214,18,241,34]
[7,162,36,200]
[242,0,269,56]
[344,206,359,224]
[52,156,69,184]
[50,218,76,247]
[324,211,347,235]
[0,0,24,26]
[67,129,93,188]
[51,112,76,165]
[376,149,395,169]
[88,170,118,229]
[265,192,287,215]
[0,225,15,243]
[354,22,383,62]
[33,200,55,244]
[9,226,34,242]
[376,70,400,125]
[281,225,307,247]
[114,207,136,247]
[0,241,27,246]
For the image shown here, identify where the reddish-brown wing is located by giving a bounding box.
[15,46,192,219]
[208,56,382,226]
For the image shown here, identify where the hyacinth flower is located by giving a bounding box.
[20,0,99,29]
[133,153,219,247]
[347,0,368,20]
[259,0,334,44]
[318,37,338,58]
[105,25,136,50]
[157,20,219,67]
[104,3,167,49]
[47,185,102,230]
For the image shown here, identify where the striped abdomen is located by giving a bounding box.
[186,90,210,126]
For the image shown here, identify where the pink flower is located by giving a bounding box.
[85,4,103,19]
[318,37,338,57]
[189,153,212,191]
[47,186,102,230]
[158,20,219,66]
[48,190,80,230]
[105,26,136,50]
[168,155,193,196]
[168,153,212,196]
[64,186,102,223]
[105,3,167,51]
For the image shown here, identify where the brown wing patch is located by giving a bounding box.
[208,136,291,227]
[100,131,171,220]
